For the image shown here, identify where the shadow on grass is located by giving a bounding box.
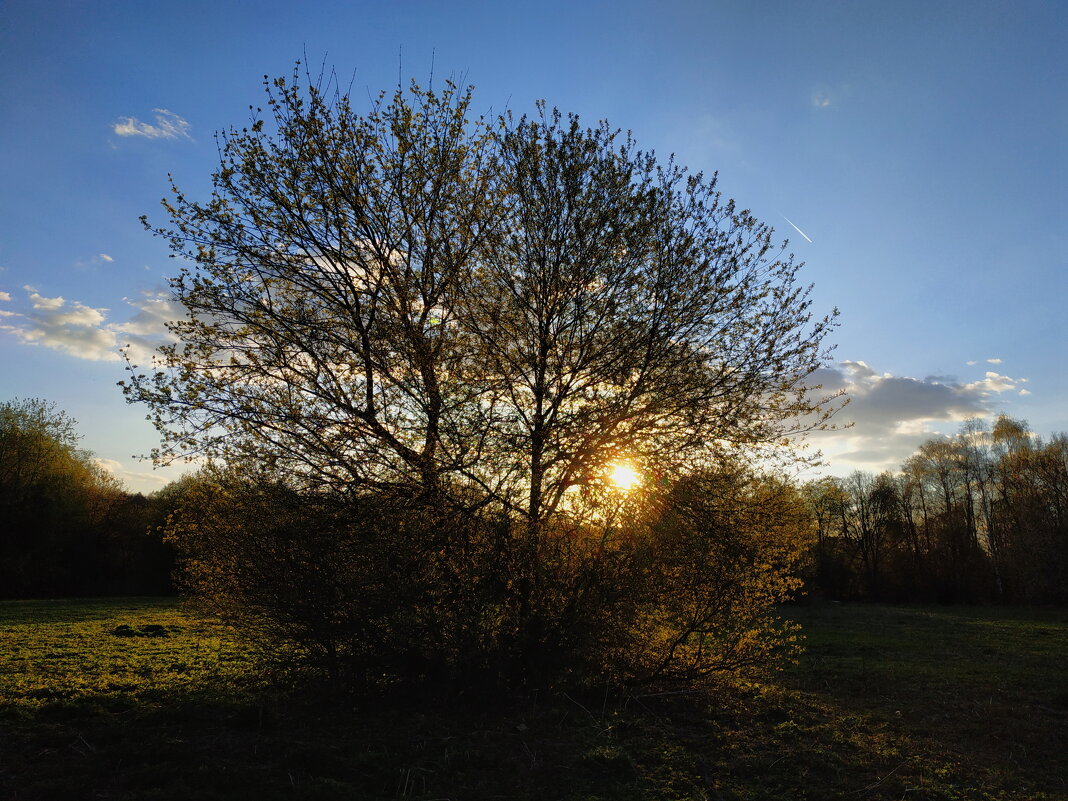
[1,600,1066,800]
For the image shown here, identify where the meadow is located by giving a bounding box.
[1,599,1066,800]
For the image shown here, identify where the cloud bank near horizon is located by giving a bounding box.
[810,360,1031,473]
[93,457,174,491]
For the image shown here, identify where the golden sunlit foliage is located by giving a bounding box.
[616,465,812,682]
[165,459,812,687]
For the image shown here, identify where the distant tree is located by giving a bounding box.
[125,66,840,687]
[0,398,83,505]
[803,476,855,599]
[848,471,904,599]
[106,490,175,595]
[1,399,97,595]
[803,471,906,600]
[989,418,1068,602]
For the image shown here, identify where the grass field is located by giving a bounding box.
[1,599,1066,800]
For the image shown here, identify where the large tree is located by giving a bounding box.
[124,66,839,685]
[124,68,839,517]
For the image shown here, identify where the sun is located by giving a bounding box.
[609,462,640,491]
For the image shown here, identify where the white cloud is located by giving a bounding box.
[963,371,1017,393]
[0,286,178,363]
[809,359,1031,474]
[986,357,1002,364]
[94,457,124,473]
[113,291,182,364]
[1,294,118,360]
[966,360,977,366]
[0,291,10,302]
[27,290,65,310]
[1019,389,1032,396]
[27,292,106,327]
[94,457,180,493]
[112,109,192,141]
[74,253,120,270]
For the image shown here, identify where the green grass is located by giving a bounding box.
[1,599,1066,800]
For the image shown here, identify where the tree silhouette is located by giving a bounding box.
[125,65,840,686]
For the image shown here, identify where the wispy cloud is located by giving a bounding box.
[986,357,1002,364]
[3,288,117,360]
[811,90,832,109]
[112,109,192,141]
[115,290,183,364]
[75,252,120,270]
[781,214,813,244]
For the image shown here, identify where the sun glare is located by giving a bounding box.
[609,462,640,491]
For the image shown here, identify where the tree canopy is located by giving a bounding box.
[125,68,839,519]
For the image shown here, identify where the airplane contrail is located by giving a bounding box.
[781,214,813,244]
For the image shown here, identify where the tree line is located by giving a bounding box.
[0,398,174,598]
[0,394,814,686]
[806,416,1068,604]
[4,392,1064,687]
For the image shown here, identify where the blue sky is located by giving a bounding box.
[1,0,1064,492]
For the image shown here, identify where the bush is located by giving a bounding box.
[167,462,811,691]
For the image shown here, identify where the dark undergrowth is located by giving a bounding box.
[1,598,1066,800]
